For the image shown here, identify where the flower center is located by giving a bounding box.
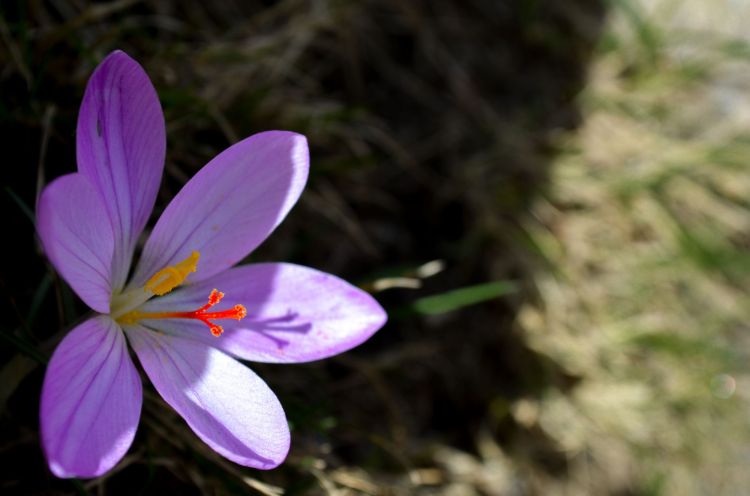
[118,288,247,337]
[111,251,247,337]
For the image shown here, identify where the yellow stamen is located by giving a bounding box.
[145,251,200,296]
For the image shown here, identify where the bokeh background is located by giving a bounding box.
[2,0,750,494]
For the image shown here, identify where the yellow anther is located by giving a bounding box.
[145,251,200,296]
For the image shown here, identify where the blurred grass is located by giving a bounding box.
[519,0,750,493]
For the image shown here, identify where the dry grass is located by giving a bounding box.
[519,0,750,493]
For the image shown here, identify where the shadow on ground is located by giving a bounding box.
[0,1,607,494]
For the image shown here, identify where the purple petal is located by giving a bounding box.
[125,326,289,469]
[77,50,166,290]
[130,131,308,289]
[139,263,387,363]
[41,316,142,478]
[37,173,115,313]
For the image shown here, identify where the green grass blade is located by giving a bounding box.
[5,186,34,223]
[0,328,47,364]
[412,281,517,315]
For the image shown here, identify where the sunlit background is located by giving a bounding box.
[2,0,750,494]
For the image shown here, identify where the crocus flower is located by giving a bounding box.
[36,50,386,478]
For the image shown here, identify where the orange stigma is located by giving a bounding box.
[118,288,247,337]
